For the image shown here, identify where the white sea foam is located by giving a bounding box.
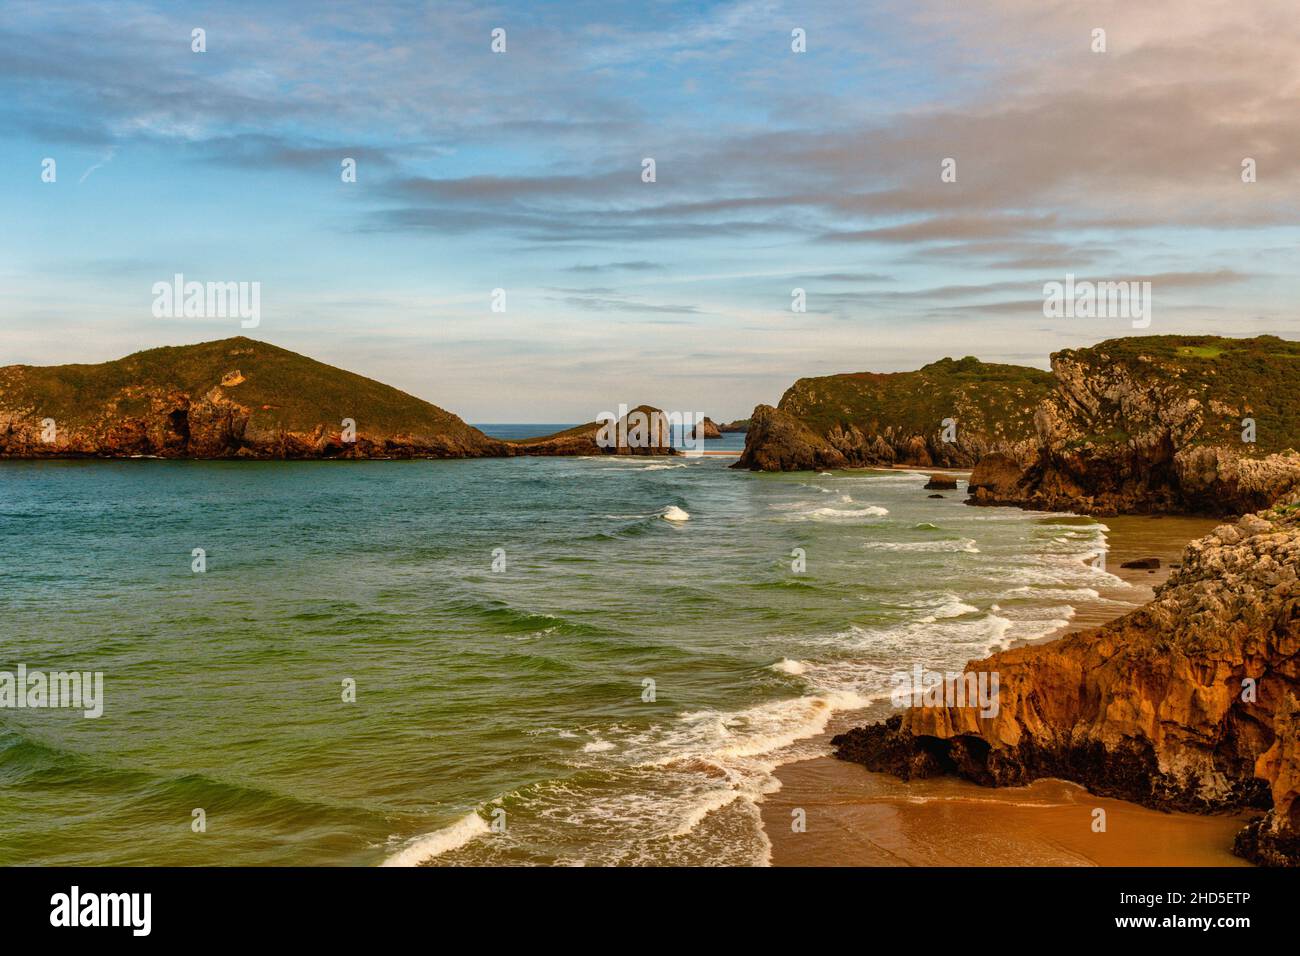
[770,500,887,519]
[864,537,978,553]
[382,487,1121,868]
[806,505,888,520]
[1006,585,1102,601]
[671,689,871,763]
[918,597,980,622]
[382,810,490,866]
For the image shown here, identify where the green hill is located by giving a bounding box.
[0,337,504,458]
[737,357,1053,470]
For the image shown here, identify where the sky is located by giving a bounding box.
[3,0,1300,421]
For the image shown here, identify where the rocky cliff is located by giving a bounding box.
[691,416,722,441]
[0,339,687,461]
[969,335,1300,515]
[832,491,1300,865]
[0,337,507,459]
[504,405,677,456]
[734,357,1051,471]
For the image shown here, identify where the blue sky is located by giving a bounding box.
[4,0,1299,420]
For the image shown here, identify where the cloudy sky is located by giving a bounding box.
[3,0,1299,421]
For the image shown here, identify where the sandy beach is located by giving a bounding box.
[759,501,1242,867]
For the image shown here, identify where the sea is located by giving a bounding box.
[0,428,1132,865]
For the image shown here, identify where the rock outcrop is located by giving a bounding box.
[833,492,1300,865]
[734,357,1050,472]
[968,335,1300,516]
[505,405,677,456]
[0,337,507,459]
[719,419,750,433]
[728,405,850,472]
[691,417,722,440]
[0,338,686,461]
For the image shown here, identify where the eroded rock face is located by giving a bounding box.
[833,494,1300,865]
[735,406,1039,472]
[0,384,506,459]
[968,339,1300,515]
[506,405,678,457]
[1235,694,1300,866]
[691,417,722,440]
[734,357,1050,472]
[730,405,849,471]
[0,337,510,460]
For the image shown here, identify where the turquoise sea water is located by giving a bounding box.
[0,455,1121,865]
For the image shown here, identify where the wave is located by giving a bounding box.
[382,810,491,866]
[832,472,930,484]
[773,503,888,521]
[661,505,690,522]
[917,596,980,623]
[809,506,888,519]
[443,597,607,637]
[863,537,978,553]
[673,689,870,761]
[0,727,377,842]
[404,685,873,867]
[1004,585,1104,601]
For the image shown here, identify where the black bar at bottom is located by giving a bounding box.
[0,865,1285,942]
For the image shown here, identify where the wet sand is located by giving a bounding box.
[763,758,1252,866]
[761,508,1244,866]
[1039,512,1220,640]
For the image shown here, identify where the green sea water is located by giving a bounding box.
[0,455,1124,865]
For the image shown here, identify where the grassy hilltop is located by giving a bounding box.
[0,337,501,458]
[736,357,1053,470]
[778,356,1053,443]
[1049,335,1300,455]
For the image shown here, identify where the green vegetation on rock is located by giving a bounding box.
[778,356,1053,442]
[0,337,499,458]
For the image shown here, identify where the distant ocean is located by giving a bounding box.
[0,455,1125,865]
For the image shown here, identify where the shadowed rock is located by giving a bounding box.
[833,492,1300,865]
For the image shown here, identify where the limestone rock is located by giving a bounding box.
[833,492,1300,865]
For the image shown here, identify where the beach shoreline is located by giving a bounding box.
[758,499,1234,867]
